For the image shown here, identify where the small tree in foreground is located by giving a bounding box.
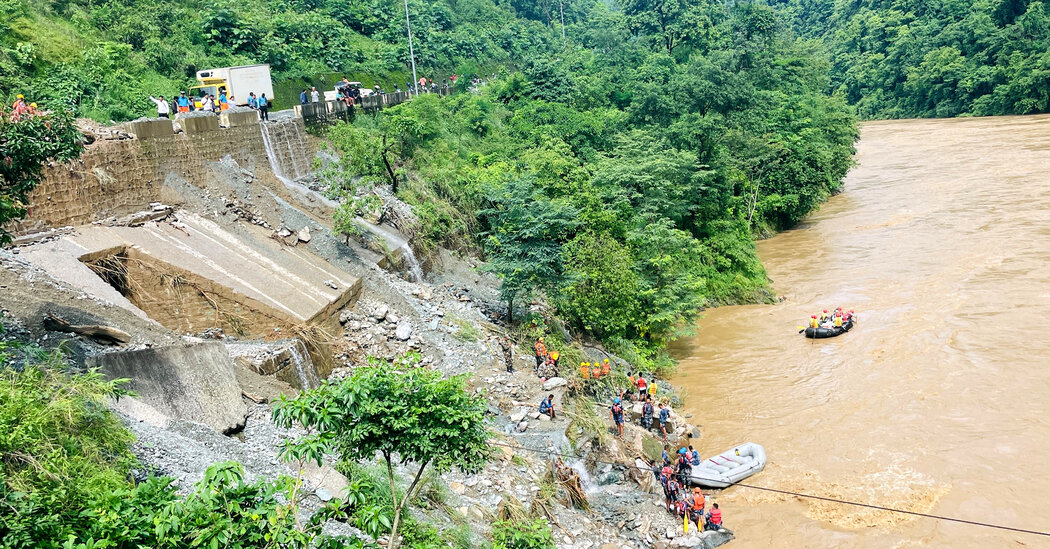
[273,354,490,549]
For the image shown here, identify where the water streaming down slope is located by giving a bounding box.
[671,115,1050,547]
[286,339,321,390]
[399,243,425,282]
[259,119,310,184]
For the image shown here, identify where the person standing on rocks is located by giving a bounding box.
[635,373,648,399]
[148,95,170,118]
[498,336,513,372]
[533,337,547,372]
[641,396,654,430]
[688,487,706,531]
[176,91,192,113]
[610,397,625,438]
[659,402,670,441]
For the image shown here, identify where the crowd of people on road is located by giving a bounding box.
[147,88,270,120]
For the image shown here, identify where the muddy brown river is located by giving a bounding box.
[671,116,1050,547]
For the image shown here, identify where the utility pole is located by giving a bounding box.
[404,0,419,96]
[560,0,566,47]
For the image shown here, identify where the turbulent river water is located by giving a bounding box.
[670,116,1050,547]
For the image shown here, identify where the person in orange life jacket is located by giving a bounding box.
[809,315,820,329]
[533,338,547,370]
[601,358,610,377]
[688,487,706,530]
[549,350,560,369]
[610,398,625,437]
[705,503,722,530]
[833,312,844,328]
[580,362,590,379]
[538,394,555,419]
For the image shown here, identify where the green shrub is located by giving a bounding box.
[491,519,554,549]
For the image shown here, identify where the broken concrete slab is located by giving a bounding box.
[87,341,248,434]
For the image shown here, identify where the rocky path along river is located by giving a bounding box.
[671,115,1050,547]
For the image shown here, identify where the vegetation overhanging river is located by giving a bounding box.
[670,115,1050,547]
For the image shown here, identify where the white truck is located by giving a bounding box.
[191,64,273,107]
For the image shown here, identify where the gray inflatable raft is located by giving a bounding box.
[688,442,767,488]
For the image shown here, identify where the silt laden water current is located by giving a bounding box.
[671,116,1050,547]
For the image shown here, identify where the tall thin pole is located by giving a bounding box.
[560,0,566,46]
[404,0,419,97]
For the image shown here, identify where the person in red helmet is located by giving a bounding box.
[820,309,829,322]
[809,315,820,329]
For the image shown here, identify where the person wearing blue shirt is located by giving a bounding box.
[299,89,308,104]
[538,394,555,419]
[659,402,670,441]
[247,93,258,109]
[176,91,191,113]
[258,93,269,120]
[689,445,701,466]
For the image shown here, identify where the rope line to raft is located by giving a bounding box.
[487,440,1050,537]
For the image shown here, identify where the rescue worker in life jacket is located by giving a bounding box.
[810,315,820,329]
[833,312,844,328]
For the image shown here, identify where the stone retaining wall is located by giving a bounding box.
[11,117,312,235]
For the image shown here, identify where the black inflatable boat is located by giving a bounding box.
[804,318,854,338]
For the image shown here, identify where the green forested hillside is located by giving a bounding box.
[772,0,1050,118]
[0,0,552,120]
[326,1,858,366]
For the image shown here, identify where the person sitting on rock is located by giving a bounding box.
[705,503,722,531]
[641,397,654,430]
[610,397,625,438]
[538,394,556,420]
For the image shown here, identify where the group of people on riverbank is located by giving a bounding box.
[807,307,854,329]
[653,447,723,531]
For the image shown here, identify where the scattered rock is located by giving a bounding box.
[529,411,541,420]
[542,377,567,390]
[516,421,528,432]
[449,481,466,495]
[386,312,400,324]
[538,413,550,422]
[395,322,412,341]
[315,488,333,502]
[324,280,339,290]
[509,411,526,423]
[297,226,311,243]
[373,305,389,321]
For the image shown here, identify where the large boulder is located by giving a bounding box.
[88,342,248,434]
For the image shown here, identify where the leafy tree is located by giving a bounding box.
[557,232,641,339]
[272,355,491,549]
[479,175,578,322]
[0,110,82,243]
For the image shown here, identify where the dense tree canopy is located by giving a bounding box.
[771,0,1050,118]
[326,1,859,363]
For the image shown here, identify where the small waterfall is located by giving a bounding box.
[568,459,599,495]
[286,339,321,390]
[399,243,425,282]
[259,123,296,187]
[260,120,309,184]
